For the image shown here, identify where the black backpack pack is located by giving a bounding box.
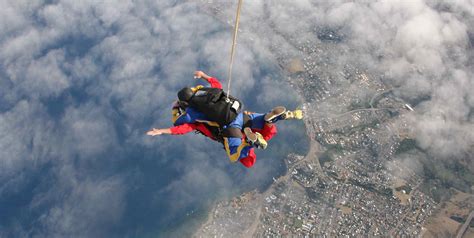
[187,87,242,127]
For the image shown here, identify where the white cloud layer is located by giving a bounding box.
[0,0,303,236]
[254,0,474,161]
[1,0,472,236]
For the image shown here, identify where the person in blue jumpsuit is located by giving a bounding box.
[174,71,302,164]
[174,105,293,163]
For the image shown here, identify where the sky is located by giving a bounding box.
[1,0,473,237]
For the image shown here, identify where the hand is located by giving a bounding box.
[146,128,165,136]
[194,71,205,79]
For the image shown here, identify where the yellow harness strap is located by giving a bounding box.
[172,108,181,123]
[191,85,204,92]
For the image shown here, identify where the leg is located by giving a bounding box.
[259,123,278,141]
[264,106,287,123]
[246,107,287,127]
[264,106,303,124]
[223,137,253,162]
[246,106,301,142]
[239,149,257,168]
[244,127,267,149]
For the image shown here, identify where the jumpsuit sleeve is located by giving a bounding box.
[169,124,197,135]
[206,77,223,89]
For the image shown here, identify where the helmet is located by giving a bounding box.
[177,87,194,102]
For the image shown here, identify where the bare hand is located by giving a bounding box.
[146,128,164,136]
[194,71,205,79]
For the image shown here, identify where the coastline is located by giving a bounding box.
[193,137,319,237]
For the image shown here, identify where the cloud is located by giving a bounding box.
[387,151,425,181]
[204,0,473,201]
[1,0,305,237]
[32,167,126,237]
[3,0,471,236]
[60,103,119,158]
[0,100,56,174]
[267,0,474,161]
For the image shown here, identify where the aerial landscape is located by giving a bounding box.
[195,1,473,237]
[0,0,472,237]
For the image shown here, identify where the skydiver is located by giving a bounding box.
[146,71,303,167]
[155,70,274,162]
[147,106,302,167]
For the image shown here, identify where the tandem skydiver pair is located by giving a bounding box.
[146,71,303,168]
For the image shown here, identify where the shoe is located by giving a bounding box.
[281,109,304,120]
[244,127,267,149]
[264,106,287,123]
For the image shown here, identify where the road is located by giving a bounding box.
[456,210,474,238]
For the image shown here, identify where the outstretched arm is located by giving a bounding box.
[146,128,172,136]
[194,70,211,80]
[147,124,197,136]
[194,71,222,89]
